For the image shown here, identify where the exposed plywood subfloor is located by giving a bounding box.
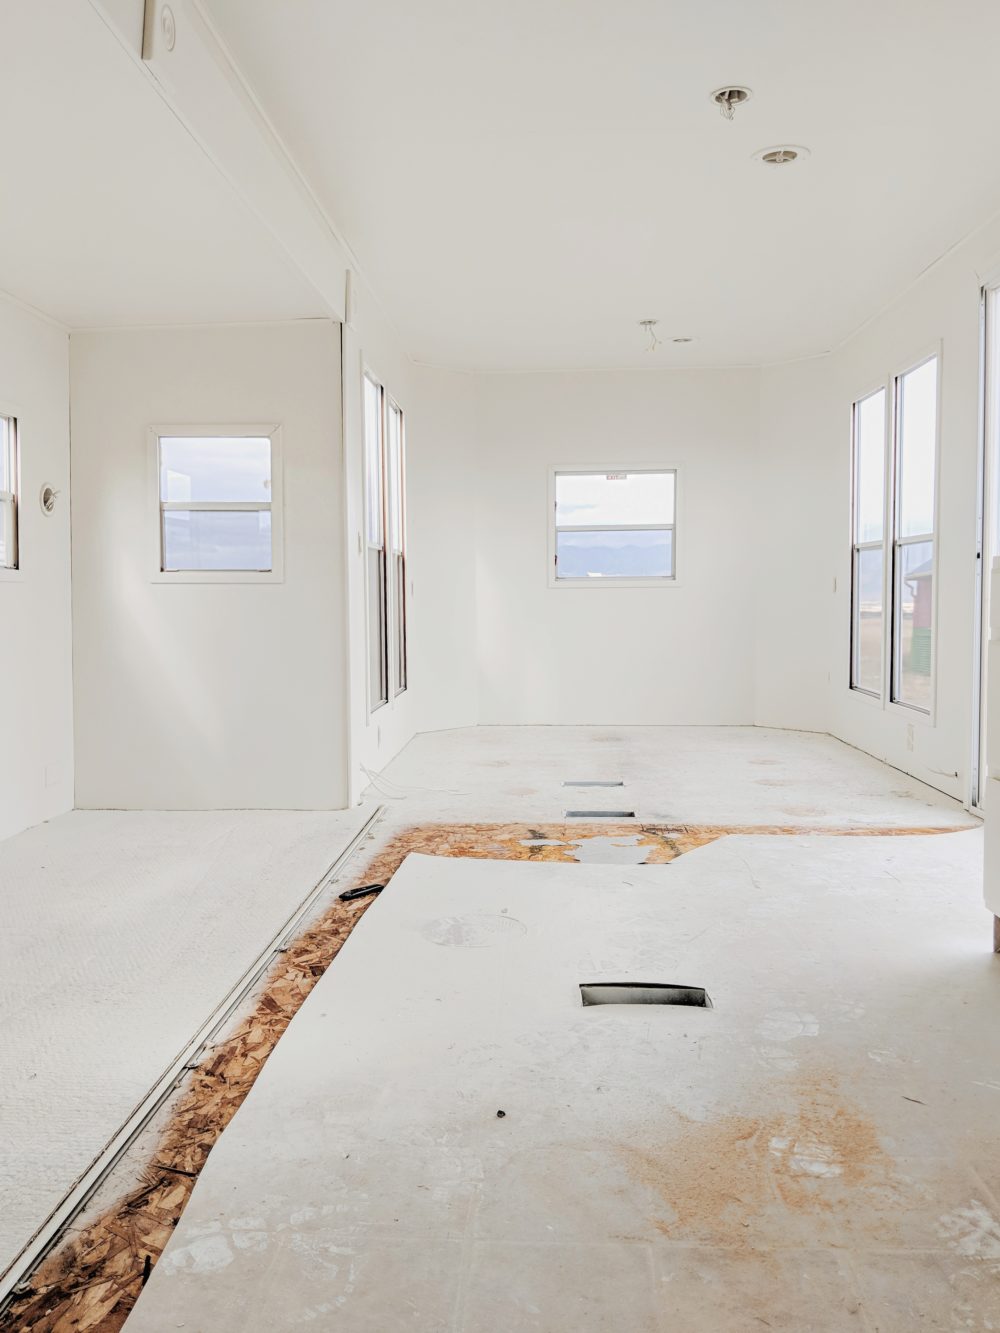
[0,820,963,1333]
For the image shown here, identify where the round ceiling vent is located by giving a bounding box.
[755,145,810,166]
[711,87,752,120]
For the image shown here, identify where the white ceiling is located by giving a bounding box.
[200,0,1000,369]
[0,0,325,328]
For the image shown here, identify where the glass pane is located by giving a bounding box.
[160,437,271,503]
[894,540,934,709]
[367,546,388,705]
[364,377,383,546]
[897,359,937,538]
[852,547,883,693]
[556,528,673,579]
[0,498,10,568]
[0,417,13,493]
[162,510,272,571]
[555,472,674,527]
[387,403,404,554]
[854,390,885,543]
[393,552,407,693]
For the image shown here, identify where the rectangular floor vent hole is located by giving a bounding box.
[562,780,625,788]
[580,983,712,1008]
[564,810,635,819]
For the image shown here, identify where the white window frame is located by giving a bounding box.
[0,411,20,578]
[149,424,284,584]
[362,369,408,718]
[847,347,941,722]
[548,465,680,589]
[849,384,889,699]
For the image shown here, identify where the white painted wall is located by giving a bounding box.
[755,356,838,735]
[70,321,348,810]
[0,299,74,841]
[757,214,1000,803]
[342,282,478,801]
[472,370,760,725]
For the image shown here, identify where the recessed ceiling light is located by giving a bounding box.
[754,145,810,166]
[711,86,752,120]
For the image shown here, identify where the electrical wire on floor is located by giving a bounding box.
[359,763,465,799]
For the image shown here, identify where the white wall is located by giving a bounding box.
[757,215,1000,803]
[0,299,74,841]
[342,283,478,801]
[755,356,838,735]
[70,321,348,810]
[473,369,760,725]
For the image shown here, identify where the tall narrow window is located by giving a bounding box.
[157,433,276,574]
[850,390,886,695]
[362,374,408,711]
[553,469,676,581]
[891,358,938,711]
[387,399,408,695]
[363,374,388,710]
[849,356,938,712]
[0,415,19,571]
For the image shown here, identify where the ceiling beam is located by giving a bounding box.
[88,0,351,321]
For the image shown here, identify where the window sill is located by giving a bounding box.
[0,566,23,582]
[151,568,284,585]
[549,576,681,590]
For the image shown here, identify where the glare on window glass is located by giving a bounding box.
[159,437,271,503]
[898,360,937,538]
[364,378,383,546]
[894,539,934,709]
[163,511,272,571]
[556,529,673,579]
[0,418,12,492]
[855,390,885,543]
[555,472,674,528]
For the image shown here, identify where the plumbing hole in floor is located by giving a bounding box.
[580,983,712,1008]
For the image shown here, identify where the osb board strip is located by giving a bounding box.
[0,819,964,1333]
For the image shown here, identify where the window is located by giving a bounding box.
[363,374,408,711]
[387,400,407,695]
[0,415,18,570]
[892,358,937,710]
[156,431,279,576]
[849,355,938,713]
[553,469,676,582]
[850,389,886,695]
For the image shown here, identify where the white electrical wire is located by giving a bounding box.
[360,762,465,799]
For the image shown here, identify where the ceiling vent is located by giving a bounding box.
[711,86,752,120]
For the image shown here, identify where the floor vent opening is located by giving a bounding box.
[562,780,625,788]
[580,983,712,1008]
[565,810,635,819]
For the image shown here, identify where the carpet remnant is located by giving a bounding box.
[0,821,958,1332]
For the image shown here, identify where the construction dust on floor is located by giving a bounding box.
[0,820,971,1333]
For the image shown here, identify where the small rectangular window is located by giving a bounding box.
[157,433,275,573]
[553,469,676,581]
[0,415,19,571]
[850,388,886,695]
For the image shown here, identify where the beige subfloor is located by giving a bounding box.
[0,805,376,1281]
[125,834,999,1332]
[0,725,987,1328]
